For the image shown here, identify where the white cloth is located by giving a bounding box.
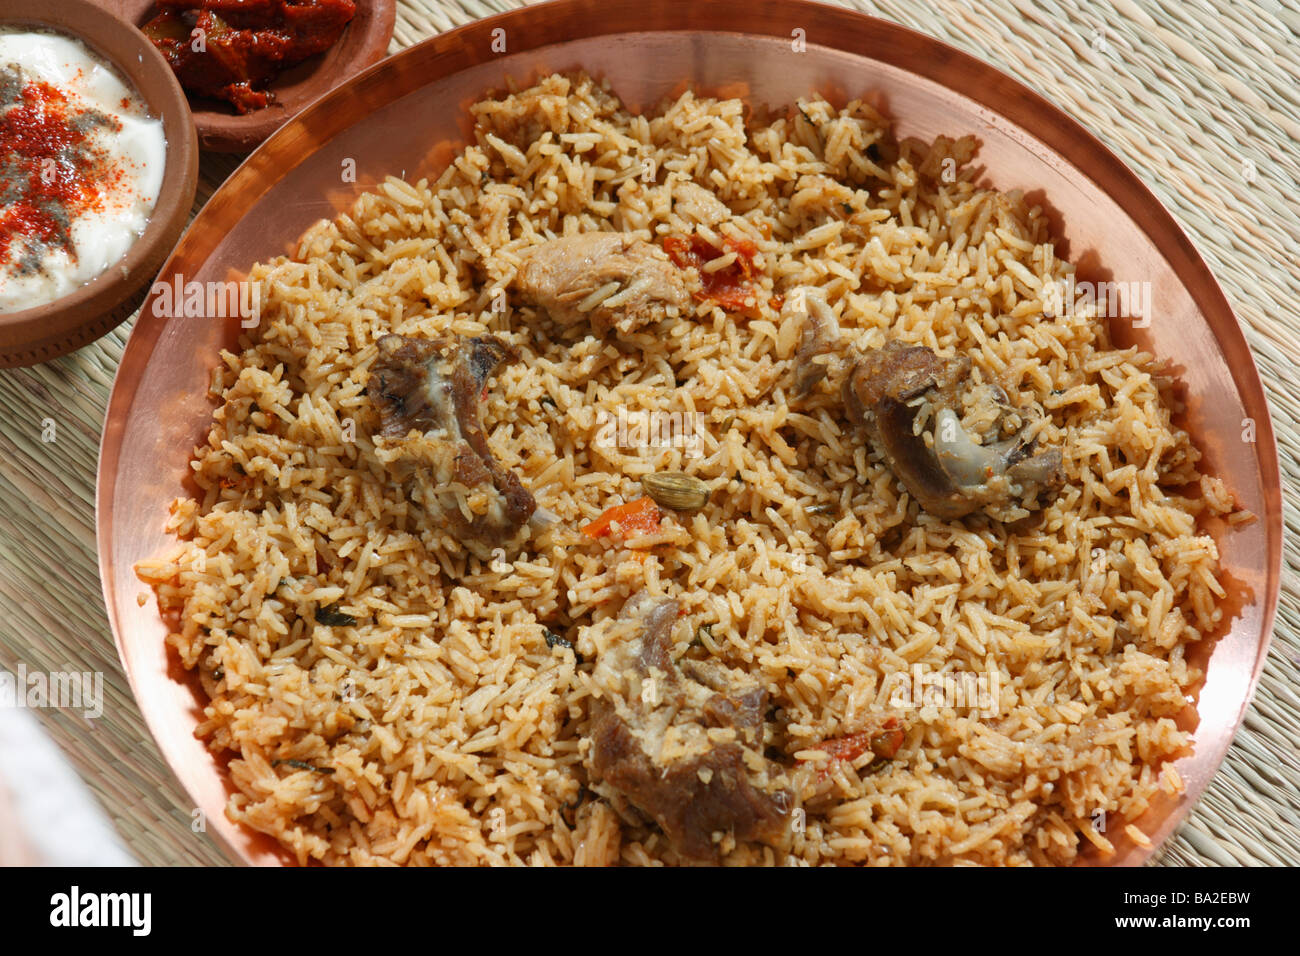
[0,704,136,866]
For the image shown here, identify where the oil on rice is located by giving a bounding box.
[137,73,1239,866]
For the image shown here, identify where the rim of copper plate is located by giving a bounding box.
[97,0,1283,867]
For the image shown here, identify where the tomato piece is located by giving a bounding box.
[663,233,764,311]
[806,718,904,780]
[581,497,662,541]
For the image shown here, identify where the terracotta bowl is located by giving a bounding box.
[96,0,397,153]
[0,0,199,368]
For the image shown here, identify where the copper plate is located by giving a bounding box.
[96,0,1283,866]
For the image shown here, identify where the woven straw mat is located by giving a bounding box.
[0,0,1296,866]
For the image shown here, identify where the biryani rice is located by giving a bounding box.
[137,72,1232,865]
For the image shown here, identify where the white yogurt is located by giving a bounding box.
[0,30,167,313]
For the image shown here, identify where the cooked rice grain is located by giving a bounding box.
[139,72,1235,866]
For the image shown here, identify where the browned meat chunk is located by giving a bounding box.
[788,287,842,397]
[585,592,793,862]
[370,334,535,555]
[844,340,1064,520]
[514,233,694,335]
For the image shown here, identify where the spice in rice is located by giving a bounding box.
[136,72,1241,866]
